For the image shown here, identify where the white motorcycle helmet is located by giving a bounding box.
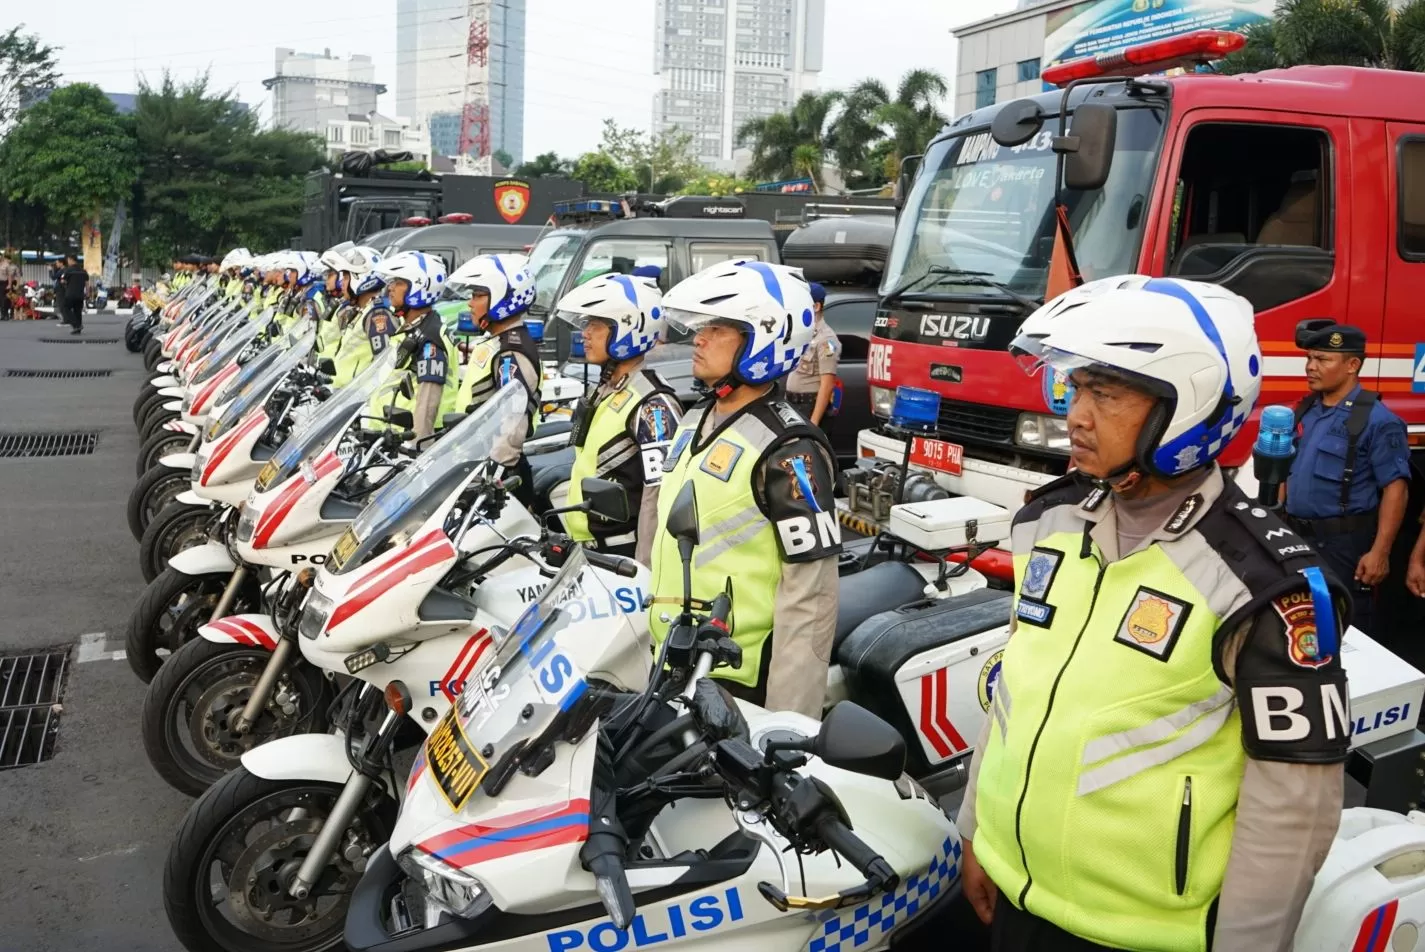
[447,253,535,326]
[554,272,666,361]
[375,251,447,309]
[1009,274,1262,479]
[663,259,816,387]
[297,250,325,287]
[220,247,253,272]
[343,246,385,296]
[319,241,355,275]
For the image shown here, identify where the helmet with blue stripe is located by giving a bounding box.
[374,251,447,309]
[662,259,816,386]
[554,272,666,361]
[447,253,536,325]
[343,246,385,296]
[1009,274,1262,479]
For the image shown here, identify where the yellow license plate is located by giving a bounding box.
[255,460,279,492]
[424,708,490,811]
[329,527,360,571]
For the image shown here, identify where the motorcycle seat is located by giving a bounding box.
[834,561,929,654]
[533,419,573,440]
[531,457,574,507]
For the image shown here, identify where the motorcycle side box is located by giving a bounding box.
[837,589,1011,776]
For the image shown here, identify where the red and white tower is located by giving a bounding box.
[454,0,493,174]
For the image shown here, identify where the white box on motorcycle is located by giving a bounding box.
[887,497,1012,552]
[1342,627,1425,750]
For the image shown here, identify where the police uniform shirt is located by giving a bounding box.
[412,311,451,386]
[1286,384,1410,519]
[364,304,396,356]
[785,319,841,395]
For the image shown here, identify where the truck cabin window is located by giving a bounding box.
[1398,138,1425,258]
[1168,123,1332,312]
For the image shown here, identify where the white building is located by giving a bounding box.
[653,0,826,169]
[264,48,385,134]
[323,112,431,164]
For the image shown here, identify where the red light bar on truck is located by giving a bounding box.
[1041,29,1246,87]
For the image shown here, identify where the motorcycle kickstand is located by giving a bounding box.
[231,636,295,735]
[207,565,248,623]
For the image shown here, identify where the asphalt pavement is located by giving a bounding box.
[0,310,187,952]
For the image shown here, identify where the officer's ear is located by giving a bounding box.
[1346,354,1364,375]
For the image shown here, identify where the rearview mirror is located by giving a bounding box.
[894,154,924,212]
[667,481,700,547]
[1058,103,1117,191]
[813,702,906,781]
[581,477,631,523]
[317,357,337,376]
[384,407,414,430]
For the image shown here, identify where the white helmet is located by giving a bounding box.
[343,245,385,296]
[447,253,535,325]
[375,251,446,309]
[220,247,253,272]
[319,242,355,275]
[1009,274,1262,479]
[297,250,324,285]
[663,259,816,385]
[555,272,667,361]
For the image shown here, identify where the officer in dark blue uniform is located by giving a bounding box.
[1285,321,1411,633]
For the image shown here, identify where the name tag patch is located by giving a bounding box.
[699,439,744,481]
[1016,599,1054,627]
[1114,587,1191,662]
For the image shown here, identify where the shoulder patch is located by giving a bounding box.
[1272,590,1333,668]
[1164,493,1203,534]
[1224,488,1315,563]
[699,439,744,481]
[777,452,820,506]
[771,401,805,429]
[665,428,695,471]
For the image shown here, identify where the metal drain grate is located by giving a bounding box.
[4,369,113,379]
[38,337,119,344]
[0,431,99,458]
[0,648,70,768]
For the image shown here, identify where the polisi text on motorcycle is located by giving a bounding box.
[547,887,744,952]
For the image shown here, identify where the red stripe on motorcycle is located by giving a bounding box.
[348,528,449,597]
[932,668,967,754]
[326,533,456,631]
[202,410,267,486]
[206,618,251,645]
[212,617,276,650]
[251,451,342,548]
[418,798,592,867]
[407,747,427,793]
[192,363,239,416]
[439,630,493,704]
[918,668,966,760]
[1352,900,1399,952]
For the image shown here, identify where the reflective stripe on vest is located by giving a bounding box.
[973,500,1259,952]
[455,334,542,429]
[565,372,665,542]
[649,406,782,690]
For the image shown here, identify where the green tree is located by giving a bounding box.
[735,91,842,188]
[1221,0,1425,72]
[676,172,758,196]
[0,25,60,132]
[0,84,137,234]
[874,69,949,170]
[492,148,514,170]
[828,79,891,186]
[514,151,572,178]
[596,120,706,192]
[571,151,639,193]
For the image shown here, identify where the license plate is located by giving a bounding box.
[909,437,964,476]
[424,708,490,811]
[329,527,360,571]
[255,460,279,492]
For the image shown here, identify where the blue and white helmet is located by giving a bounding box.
[447,253,536,323]
[319,242,355,275]
[663,260,816,385]
[343,246,385,296]
[1009,275,1262,479]
[554,272,666,361]
[374,251,446,309]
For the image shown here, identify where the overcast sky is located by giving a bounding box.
[21,0,1017,157]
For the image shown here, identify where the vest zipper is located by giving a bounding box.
[1014,557,1108,909]
[1175,776,1192,896]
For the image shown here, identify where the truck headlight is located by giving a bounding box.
[396,847,493,919]
[1015,413,1070,451]
[870,386,895,420]
[298,591,334,640]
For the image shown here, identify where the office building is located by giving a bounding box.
[264,48,385,133]
[653,0,825,168]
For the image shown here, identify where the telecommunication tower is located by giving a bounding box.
[454,0,493,174]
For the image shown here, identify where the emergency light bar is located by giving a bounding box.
[552,198,625,219]
[401,216,432,227]
[438,212,473,224]
[1041,29,1246,87]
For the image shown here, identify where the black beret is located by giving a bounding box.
[1295,319,1366,354]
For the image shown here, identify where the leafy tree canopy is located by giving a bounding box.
[0,25,59,132]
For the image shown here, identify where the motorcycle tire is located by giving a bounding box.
[141,403,181,444]
[133,383,161,425]
[135,390,170,433]
[137,428,193,479]
[143,335,163,372]
[125,322,148,353]
[139,502,213,584]
[125,566,259,683]
[127,465,191,542]
[142,638,330,796]
[164,769,396,952]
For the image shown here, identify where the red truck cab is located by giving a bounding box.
[864,37,1425,515]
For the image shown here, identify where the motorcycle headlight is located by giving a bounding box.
[181,390,195,412]
[191,453,208,483]
[236,506,257,543]
[396,847,493,919]
[298,590,334,640]
[1015,413,1070,452]
[870,385,895,420]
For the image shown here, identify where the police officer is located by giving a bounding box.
[553,272,683,560]
[1284,320,1410,634]
[329,246,397,387]
[957,276,1349,952]
[373,251,460,440]
[644,260,840,719]
[782,281,841,429]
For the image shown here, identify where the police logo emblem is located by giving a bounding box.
[778,453,817,502]
[1329,331,1343,348]
[1021,549,1062,601]
[1272,590,1333,668]
[977,650,1004,712]
[1114,587,1192,661]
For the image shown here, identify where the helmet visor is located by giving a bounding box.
[662,308,745,335]
[1013,339,1172,400]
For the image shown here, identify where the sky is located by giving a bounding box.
[18,0,1018,158]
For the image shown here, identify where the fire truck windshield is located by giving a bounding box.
[883,105,1165,303]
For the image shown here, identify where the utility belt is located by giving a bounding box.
[1284,511,1378,537]
[784,390,816,407]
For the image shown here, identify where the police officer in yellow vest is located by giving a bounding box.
[372,251,461,441]
[330,246,397,388]
[552,271,683,560]
[645,260,841,719]
[958,276,1350,952]
[446,253,543,509]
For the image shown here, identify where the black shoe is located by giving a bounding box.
[70,327,80,335]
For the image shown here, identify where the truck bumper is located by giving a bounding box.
[856,427,1057,516]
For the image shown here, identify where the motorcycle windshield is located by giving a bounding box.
[327,383,529,575]
[205,327,316,442]
[189,312,262,385]
[255,348,402,492]
[417,549,627,818]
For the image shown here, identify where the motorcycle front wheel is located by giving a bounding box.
[128,465,192,542]
[144,336,163,372]
[125,566,259,682]
[142,639,330,796]
[140,502,212,583]
[134,383,162,425]
[141,402,181,443]
[138,428,194,478]
[135,390,171,434]
[164,769,395,952]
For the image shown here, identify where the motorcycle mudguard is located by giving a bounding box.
[167,541,237,576]
[163,400,182,412]
[150,375,179,388]
[156,360,174,373]
[158,386,184,398]
[241,733,354,785]
[200,614,278,649]
[158,452,197,471]
[163,420,198,435]
[174,490,206,506]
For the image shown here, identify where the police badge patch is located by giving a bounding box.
[1113,586,1192,661]
[1272,590,1332,668]
[977,650,1004,712]
[1021,548,1062,601]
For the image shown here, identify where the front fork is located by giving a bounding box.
[231,570,310,734]
[208,565,248,624]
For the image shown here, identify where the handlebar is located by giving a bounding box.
[815,815,897,891]
[585,549,639,578]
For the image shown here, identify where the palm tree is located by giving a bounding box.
[876,69,949,168]
[825,70,948,187]
[736,90,841,187]
[828,79,890,185]
[1222,0,1425,73]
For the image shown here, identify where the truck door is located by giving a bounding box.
[1384,124,1425,430]
[1149,110,1356,414]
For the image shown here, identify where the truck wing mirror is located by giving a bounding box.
[1057,103,1117,192]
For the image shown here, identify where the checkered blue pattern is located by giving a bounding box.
[806,835,962,952]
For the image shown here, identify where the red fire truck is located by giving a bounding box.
[860,32,1425,524]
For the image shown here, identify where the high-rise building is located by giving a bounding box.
[396,0,526,164]
[652,0,825,168]
[264,48,385,134]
